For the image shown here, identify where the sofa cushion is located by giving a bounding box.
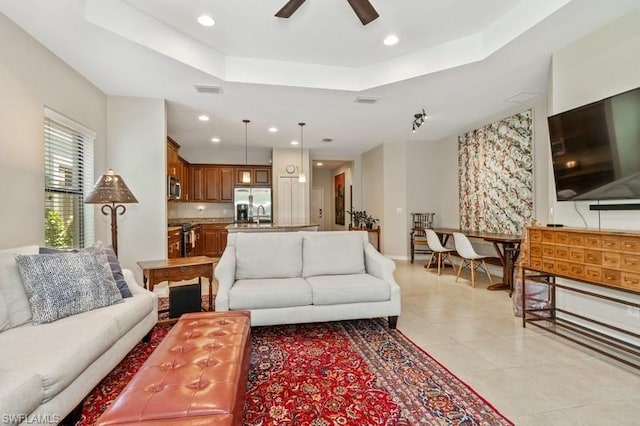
[235,233,303,279]
[96,292,156,335]
[302,233,365,278]
[229,278,311,310]
[0,292,9,331]
[0,370,44,421]
[15,252,123,324]
[0,312,121,402]
[0,245,39,328]
[306,274,391,305]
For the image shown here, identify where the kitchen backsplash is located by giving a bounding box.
[167,202,235,220]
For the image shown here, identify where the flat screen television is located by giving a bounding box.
[548,86,640,201]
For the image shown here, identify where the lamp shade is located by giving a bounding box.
[84,169,138,204]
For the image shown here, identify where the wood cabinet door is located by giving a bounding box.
[219,167,234,202]
[254,167,271,185]
[190,166,204,201]
[202,226,220,257]
[236,167,252,185]
[218,229,229,256]
[204,167,220,201]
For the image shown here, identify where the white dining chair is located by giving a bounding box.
[452,232,494,287]
[424,229,454,275]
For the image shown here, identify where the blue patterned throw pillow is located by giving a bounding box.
[15,252,123,324]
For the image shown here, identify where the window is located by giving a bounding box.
[44,108,95,249]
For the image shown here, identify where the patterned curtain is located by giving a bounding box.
[458,109,533,234]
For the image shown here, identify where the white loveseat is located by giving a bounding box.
[214,231,401,327]
[0,245,157,425]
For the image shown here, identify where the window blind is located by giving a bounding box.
[44,110,95,249]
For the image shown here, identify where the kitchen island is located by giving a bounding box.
[226,223,319,232]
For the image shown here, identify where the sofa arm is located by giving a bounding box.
[122,269,152,296]
[364,242,397,284]
[214,246,236,311]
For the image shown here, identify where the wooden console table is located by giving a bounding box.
[348,224,380,251]
[137,256,217,315]
[520,226,640,369]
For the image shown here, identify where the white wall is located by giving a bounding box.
[0,13,107,249]
[547,8,640,341]
[362,145,384,249]
[179,145,272,165]
[382,142,408,257]
[312,167,333,231]
[106,96,166,277]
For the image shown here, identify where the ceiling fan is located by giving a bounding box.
[275,0,379,26]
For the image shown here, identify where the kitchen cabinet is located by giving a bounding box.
[188,165,236,203]
[167,227,182,259]
[202,223,228,257]
[277,176,306,225]
[167,138,180,177]
[235,166,272,186]
[192,224,203,256]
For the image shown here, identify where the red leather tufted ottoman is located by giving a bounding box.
[97,311,251,426]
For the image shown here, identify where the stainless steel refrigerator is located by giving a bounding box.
[234,187,272,223]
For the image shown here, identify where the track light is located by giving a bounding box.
[412,109,427,133]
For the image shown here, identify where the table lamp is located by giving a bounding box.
[84,169,138,256]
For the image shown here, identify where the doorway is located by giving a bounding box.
[311,188,325,230]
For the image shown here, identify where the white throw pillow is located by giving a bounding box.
[302,233,365,277]
[235,233,303,279]
[0,245,39,328]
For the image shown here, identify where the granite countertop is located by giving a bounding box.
[226,223,320,232]
[167,226,182,232]
[168,217,235,226]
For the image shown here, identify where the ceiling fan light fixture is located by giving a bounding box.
[412,109,428,132]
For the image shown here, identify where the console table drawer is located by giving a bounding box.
[529,229,542,243]
[585,250,602,265]
[555,261,570,275]
[569,233,585,247]
[585,266,601,281]
[621,272,640,291]
[569,263,585,279]
[542,259,555,272]
[601,269,621,286]
[620,238,640,253]
[622,254,640,272]
[530,257,542,269]
[555,246,569,260]
[602,252,621,269]
[542,244,555,257]
[530,243,542,257]
[584,234,601,248]
[568,247,584,263]
[601,236,621,251]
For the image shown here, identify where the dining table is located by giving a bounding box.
[431,227,522,295]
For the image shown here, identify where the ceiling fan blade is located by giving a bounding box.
[347,0,379,25]
[275,0,307,18]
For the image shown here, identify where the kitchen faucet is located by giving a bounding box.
[255,205,266,225]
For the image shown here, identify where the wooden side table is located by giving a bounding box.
[137,256,218,316]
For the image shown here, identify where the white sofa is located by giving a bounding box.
[214,231,401,327]
[0,245,157,425]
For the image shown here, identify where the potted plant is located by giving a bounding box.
[364,213,379,229]
[346,209,366,228]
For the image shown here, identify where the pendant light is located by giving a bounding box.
[242,119,251,184]
[298,122,306,183]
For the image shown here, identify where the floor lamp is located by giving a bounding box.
[84,169,138,257]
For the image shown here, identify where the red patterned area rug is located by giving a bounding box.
[78,316,512,425]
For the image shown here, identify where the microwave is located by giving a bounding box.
[167,175,181,200]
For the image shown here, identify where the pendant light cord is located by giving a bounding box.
[243,119,250,165]
[299,122,305,173]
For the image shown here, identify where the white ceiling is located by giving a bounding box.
[2,0,640,161]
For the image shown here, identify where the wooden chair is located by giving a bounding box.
[409,213,434,263]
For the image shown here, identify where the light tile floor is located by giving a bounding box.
[394,260,640,425]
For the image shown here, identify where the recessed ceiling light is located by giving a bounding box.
[290,141,299,146]
[198,115,210,121]
[316,162,324,166]
[383,35,399,46]
[268,127,278,133]
[211,137,220,143]
[197,15,215,27]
